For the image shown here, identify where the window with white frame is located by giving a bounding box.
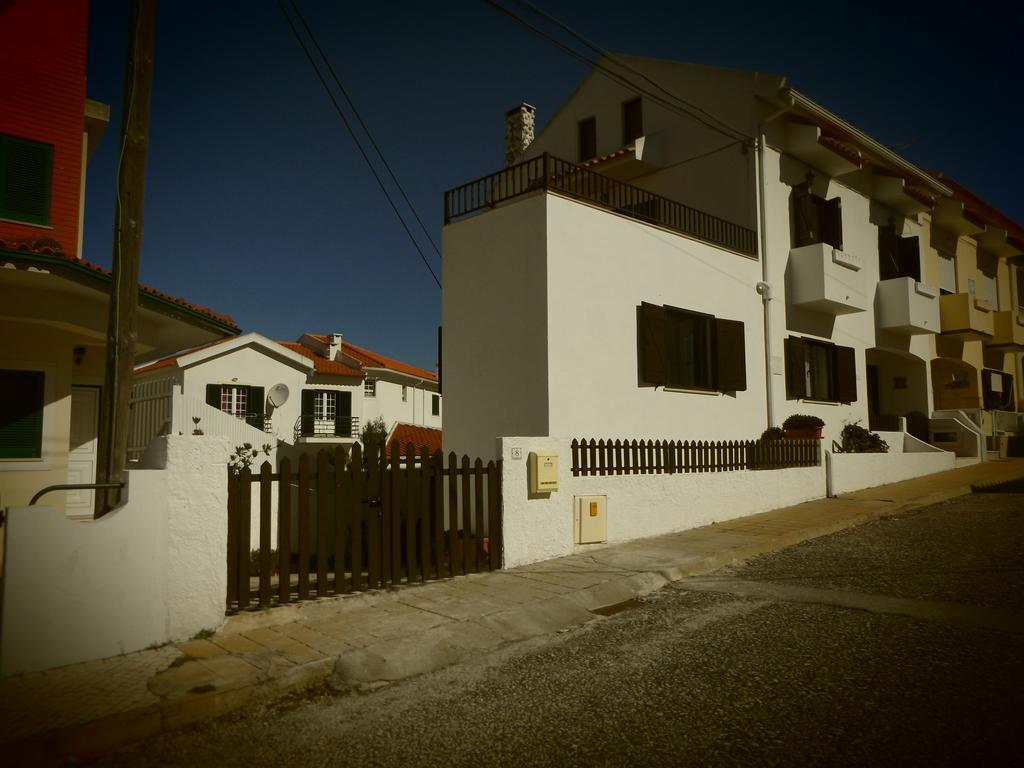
[219,386,248,419]
[314,391,336,421]
[364,378,376,397]
[401,385,407,402]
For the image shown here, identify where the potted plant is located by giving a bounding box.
[782,414,825,440]
[839,421,888,453]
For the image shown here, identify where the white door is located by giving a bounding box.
[67,386,100,517]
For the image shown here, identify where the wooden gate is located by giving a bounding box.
[226,443,502,612]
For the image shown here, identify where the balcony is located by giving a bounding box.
[294,416,360,443]
[876,277,940,335]
[787,242,868,315]
[938,293,994,340]
[986,310,1024,351]
[443,153,758,257]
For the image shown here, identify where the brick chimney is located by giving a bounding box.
[504,102,536,166]
[326,332,342,360]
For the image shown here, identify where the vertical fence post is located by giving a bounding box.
[366,443,381,589]
[390,442,402,585]
[447,451,458,578]
[237,467,252,610]
[316,451,329,597]
[487,459,501,571]
[460,455,471,575]
[259,461,272,608]
[473,458,484,573]
[226,466,237,611]
[334,445,349,594]
[278,457,292,604]
[297,454,310,601]
[405,444,418,582]
[419,446,431,582]
[432,450,445,580]
[351,442,364,592]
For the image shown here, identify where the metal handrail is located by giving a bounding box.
[29,482,125,506]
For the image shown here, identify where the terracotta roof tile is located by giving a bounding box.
[277,342,365,377]
[135,338,234,374]
[0,244,239,331]
[927,171,1024,243]
[581,145,634,168]
[387,423,443,457]
[818,135,863,167]
[307,334,437,381]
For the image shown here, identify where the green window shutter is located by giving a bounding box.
[0,369,45,458]
[714,318,746,391]
[834,345,858,403]
[639,302,668,386]
[335,391,352,436]
[823,197,843,250]
[898,236,921,282]
[300,389,315,436]
[784,337,807,399]
[247,386,265,429]
[0,134,53,225]
[205,384,220,408]
[791,186,817,247]
[432,394,440,416]
[878,224,899,281]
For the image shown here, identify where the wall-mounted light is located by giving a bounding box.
[73,346,86,366]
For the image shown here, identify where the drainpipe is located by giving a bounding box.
[755,97,794,429]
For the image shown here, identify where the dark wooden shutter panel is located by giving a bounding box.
[898,236,921,281]
[791,187,817,247]
[336,391,352,437]
[205,384,220,408]
[300,389,315,436]
[784,337,807,399]
[878,224,899,280]
[0,370,45,458]
[0,136,52,224]
[981,370,994,410]
[823,197,843,250]
[640,302,668,385]
[714,318,746,391]
[247,386,265,429]
[834,345,858,403]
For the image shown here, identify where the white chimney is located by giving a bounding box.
[326,332,342,360]
[504,102,536,166]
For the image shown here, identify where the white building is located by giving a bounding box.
[442,56,1024,461]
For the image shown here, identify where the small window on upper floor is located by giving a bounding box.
[622,98,642,145]
[577,117,596,163]
[791,182,843,251]
[401,385,408,402]
[364,378,376,398]
[877,224,920,282]
[432,394,440,417]
[0,133,53,226]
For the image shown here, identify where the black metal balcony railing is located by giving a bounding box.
[444,153,758,257]
[294,416,360,441]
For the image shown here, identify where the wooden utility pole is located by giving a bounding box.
[96,0,156,516]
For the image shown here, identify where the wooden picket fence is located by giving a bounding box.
[226,443,502,612]
[570,437,820,477]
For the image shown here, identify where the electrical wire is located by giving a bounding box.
[479,0,752,144]
[286,0,441,260]
[275,0,441,288]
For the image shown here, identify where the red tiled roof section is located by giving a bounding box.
[927,171,1024,243]
[278,342,364,377]
[818,135,863,167]
[581,145,633,168]
[308,334,437,381]
[0,245,239,331]
[387,423,443,457]
[135,337,233,374]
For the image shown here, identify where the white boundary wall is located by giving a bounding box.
[826,433,954,496]
[1,436,230,676]
[499,437,826,569]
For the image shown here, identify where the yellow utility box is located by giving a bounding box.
[575,495,607,544]
[528,452,559,493]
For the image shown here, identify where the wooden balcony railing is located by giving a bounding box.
[444,153,758,257]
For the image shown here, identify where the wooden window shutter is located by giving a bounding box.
[336,391,352,436]
[898,236,921,282]
[0,135,53,225]
[206,384,220,408]
[981,370,994,409]
[0,369,45,458]
[791,186,817,247]
[878,224,899,281]
[784,337,807,399]
[247,386,265,429]
[823,197,843,250]
[300,389,315,435]
[834,345,858,403]
[639,302,668,385]
[714,318,746,391]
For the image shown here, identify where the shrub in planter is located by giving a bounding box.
[782,414,825,439]
[840,421,889,453]
[760,426,786,442]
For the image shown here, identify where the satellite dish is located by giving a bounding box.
[267,383,290,408]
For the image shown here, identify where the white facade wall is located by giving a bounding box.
[826,448,954,496]
[362,376,441,432]
[499,436,825,569]
[1,436,229,676]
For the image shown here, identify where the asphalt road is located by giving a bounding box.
[101,490,1024,767]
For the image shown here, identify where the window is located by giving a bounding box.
[978,254,999,310]
[206,384,265,428]
[638,303,746,392]
[784,336,857,403]
[577,116,596,163]
[877,225,920,281]
[622,98,643,145]
[401,385,408,402]
[300,389,353,437]
[364,378,377,397]
[0,369,45,459]
[314,391,336,421]
[791,183,843,250]
[432,394,440,416]
[982,369,1013,411]
[0,134,53,225]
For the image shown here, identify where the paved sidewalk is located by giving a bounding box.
[4,459,1023,762]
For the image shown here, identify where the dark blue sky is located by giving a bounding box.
[84,0,1023,369]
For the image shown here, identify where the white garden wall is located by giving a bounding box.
[826,437,954,497]
[1,436,230,676]
[499,436,825,569]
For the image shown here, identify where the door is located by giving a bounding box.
[867,364,880,418]
[67,386,100,517]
